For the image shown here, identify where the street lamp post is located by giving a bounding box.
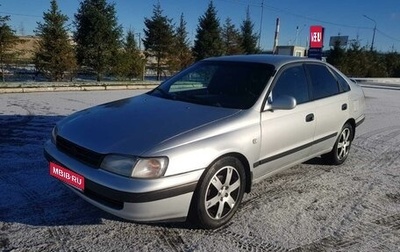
[135,32,141,51]
[363,14,376,51]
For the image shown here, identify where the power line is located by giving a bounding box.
[376,29,400,43]
[0,11,41,18]
[215,0,400,49]
[263,5,370,30]
[216,0,371,30]
[216,0,262,8]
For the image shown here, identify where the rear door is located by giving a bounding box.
[254,63,316,179]
[305,63,350,155]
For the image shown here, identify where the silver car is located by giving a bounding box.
[45,55,365,229]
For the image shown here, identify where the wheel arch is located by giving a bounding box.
[190,152,252,207]
[207,152,252,193]
[187,152,251,228]
[345,118,356,141]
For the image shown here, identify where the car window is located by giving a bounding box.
[151,61,274,109]
[207,64,269,97]
[270,65,310,104]
[330,67,351,92]
[306,64,340,99]
[170,65,217,92]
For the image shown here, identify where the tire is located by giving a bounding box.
[191,156,246,229]
[322,123,353,165]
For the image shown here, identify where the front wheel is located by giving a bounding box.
[322,123,354,165]
[191,156,246,229]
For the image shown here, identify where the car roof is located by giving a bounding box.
[203,54,322,68]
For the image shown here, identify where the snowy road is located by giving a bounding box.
[1,87,400,251]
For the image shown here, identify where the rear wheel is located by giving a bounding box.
[322,123,353,165]
[191,156,246,229]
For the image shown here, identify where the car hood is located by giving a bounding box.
[57,94,241,155]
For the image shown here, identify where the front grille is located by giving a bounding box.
[56,136,104,167]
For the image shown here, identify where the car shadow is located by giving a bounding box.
[304,157,336,172]
[304,157,326,165]
[0,114,112,226]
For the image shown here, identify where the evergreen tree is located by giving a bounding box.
[344,42,369,77]
[35,0,76,82]
[74,0,122,81]
[240,7,260,54]
[0,16,18,82]
[113,30,144,80]
[169,13,193,72]
[193,1,223,61]
[143,2,175,80]
[385,52,400,77]
[365,51,387,77]
[222,17,242,55]
[326,40,346,71]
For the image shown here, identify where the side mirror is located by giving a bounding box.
[267,95,297,111]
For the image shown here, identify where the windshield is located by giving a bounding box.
[149,61,274,109]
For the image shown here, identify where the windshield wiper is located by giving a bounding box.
[152,88,221,107]
[152,87,176,100]
[178,94,222,107]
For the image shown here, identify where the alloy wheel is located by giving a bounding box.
[204,165,241,220]
[337,127,351,160]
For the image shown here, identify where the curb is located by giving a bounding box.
[0,84,159,94]
[353,78,400,85]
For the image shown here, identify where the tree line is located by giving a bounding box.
[0,0,259,82]
[0,0,399,82]
[327,41,400,78]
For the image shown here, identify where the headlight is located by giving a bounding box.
[100,155,137,177]
[132,157,168,178]
[100,155,168,178]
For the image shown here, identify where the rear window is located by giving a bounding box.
[330,67,351,92]
[306,64,340,100]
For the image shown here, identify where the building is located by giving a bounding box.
[275,46,306,57]
[13,36,40,61]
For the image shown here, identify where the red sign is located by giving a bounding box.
[310,26,324,48]
[50,162,85,191]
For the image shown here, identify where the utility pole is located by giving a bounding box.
[272,18,279,54]
[363,14,376,51]
[258,0,264,48]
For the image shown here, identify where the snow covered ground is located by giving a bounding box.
[1,86,400,251]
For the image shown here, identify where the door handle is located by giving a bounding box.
[305,113,314,122]
[342,103,348,111]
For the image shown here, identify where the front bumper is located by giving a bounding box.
[44,140,204,222]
